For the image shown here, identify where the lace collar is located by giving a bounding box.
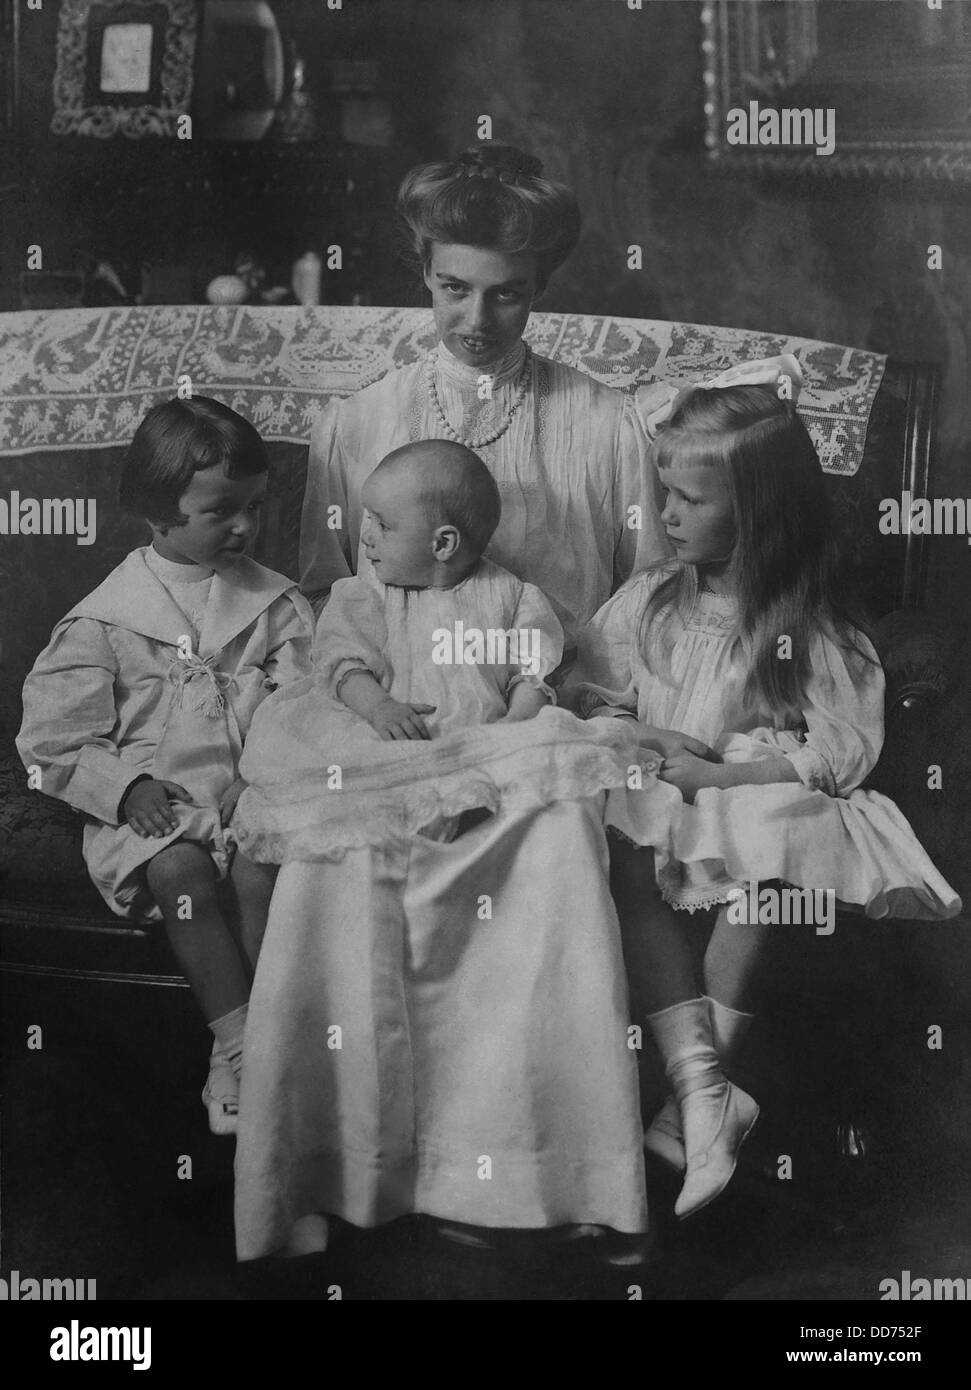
[434,339,528,392]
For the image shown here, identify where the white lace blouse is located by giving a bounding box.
[300,341,677,649]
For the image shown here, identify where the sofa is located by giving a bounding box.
[1,305,966,1171]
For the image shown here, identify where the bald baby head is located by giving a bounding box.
[375,439,501,555]
[360,440,502,588]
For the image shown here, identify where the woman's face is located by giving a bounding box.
[424,243,538,368]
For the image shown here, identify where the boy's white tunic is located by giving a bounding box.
[234,349,675,1253]
[17,547,313,920]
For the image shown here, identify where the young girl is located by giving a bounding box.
[233,439,657,1260]
[572,384,961,1222]
[17,397,314,1135]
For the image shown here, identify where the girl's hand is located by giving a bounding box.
[368,697,436,741]
[219,777,247,826]
[638,725,717,762]
[123,778,193,838]
[659,751,726,803]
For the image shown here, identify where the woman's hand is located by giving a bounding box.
[368,697,436,741]
[637,725,717,762]
[219,777,248,826]
[122,778,193,838]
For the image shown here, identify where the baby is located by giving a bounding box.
[233,441,657,1261]
[328,438,561,738]
[234,440,641,861]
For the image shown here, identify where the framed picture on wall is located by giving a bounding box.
[50,0,197,138]
[702,0,971,182]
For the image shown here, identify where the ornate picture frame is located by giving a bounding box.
[702,0,971,183]
[50,0,197,138]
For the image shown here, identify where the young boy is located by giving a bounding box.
[18,396,314,1133]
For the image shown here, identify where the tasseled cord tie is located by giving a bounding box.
[167,654,235,718]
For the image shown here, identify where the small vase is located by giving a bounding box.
[271,51,319,143]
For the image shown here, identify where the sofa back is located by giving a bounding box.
[0,305,934,744]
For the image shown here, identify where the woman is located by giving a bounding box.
[299,144,677,650]
[234,144,795,1261]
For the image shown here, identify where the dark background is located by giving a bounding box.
[2,0,971,1304]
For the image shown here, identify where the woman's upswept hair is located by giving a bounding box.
[396,143,581,293]
[641,384,874,720]
[120,395,268,527]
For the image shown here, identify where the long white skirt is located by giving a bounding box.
[234,796,649,1260]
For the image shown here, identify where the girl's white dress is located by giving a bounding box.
[572,568,960,919]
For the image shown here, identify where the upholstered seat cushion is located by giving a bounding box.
[0,742,106,912]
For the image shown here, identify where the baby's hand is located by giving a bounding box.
[498,682,550,724]
[122,778,193,838]
[638,726,717,762]
[218,777,247,826]
[368,697,436,741]
[659,751,726,804]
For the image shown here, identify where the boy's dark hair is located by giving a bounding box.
[119,396,268,527]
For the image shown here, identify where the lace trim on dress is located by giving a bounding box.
[435,339,527,391]
[683,586,737,637]
[657,862,746,913]
[234,711,653,863]
[684,606,737,637]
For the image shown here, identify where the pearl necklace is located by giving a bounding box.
[426,346,532,449]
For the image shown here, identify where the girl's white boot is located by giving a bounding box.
[646,997,759,1217]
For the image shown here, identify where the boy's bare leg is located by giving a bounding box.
[146,841,250,1020]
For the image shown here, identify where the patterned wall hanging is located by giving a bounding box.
[50,0,197,138]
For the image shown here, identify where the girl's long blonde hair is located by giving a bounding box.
[640,384,874,721]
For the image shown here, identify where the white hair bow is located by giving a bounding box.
[700,352,803,402]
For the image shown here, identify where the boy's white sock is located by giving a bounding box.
[208,1003,248,1081]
